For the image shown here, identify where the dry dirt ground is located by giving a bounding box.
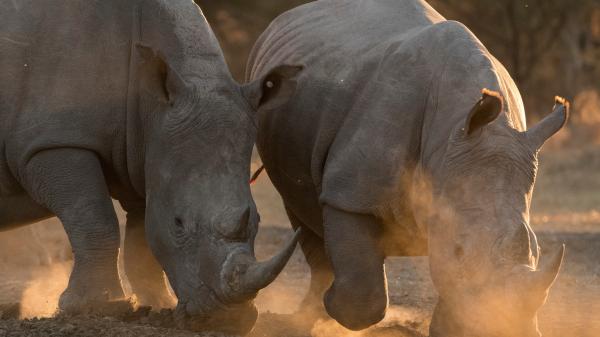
[0,146,599,336]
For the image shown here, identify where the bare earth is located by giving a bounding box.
[0,146,598,336]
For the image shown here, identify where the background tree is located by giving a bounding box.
[197,0,600,128]
[195,0,307,79]
[429,0,600,121]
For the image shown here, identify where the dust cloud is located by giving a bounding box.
[255,285,303,315]
[19,262,71,319]
[311,319,364,337]
[311,306,427,337]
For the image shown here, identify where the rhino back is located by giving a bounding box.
[250,0,447,215]
[0,0,136,191]
[248,0,445,81]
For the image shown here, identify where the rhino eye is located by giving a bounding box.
[264,75,279,90]
[259,76,280,106]
[172,217,191,246]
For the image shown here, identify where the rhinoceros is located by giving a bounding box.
[0,0,302,333]
[247,0,567,335]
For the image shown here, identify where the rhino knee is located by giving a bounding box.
[324,278,387,330]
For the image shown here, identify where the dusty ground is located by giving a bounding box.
[0,145,599,336]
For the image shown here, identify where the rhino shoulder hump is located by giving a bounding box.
[138,0,227,78]
[429,20,473,39]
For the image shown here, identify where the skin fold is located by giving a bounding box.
[247,0,567,335]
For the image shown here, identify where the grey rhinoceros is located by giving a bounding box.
[0,0,302,334]
[247,0,567,336]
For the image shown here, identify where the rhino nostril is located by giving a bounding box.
[174,217,184,229]
[216,206,252,240]
[228,207,251,239]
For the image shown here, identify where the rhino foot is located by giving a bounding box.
[123,208,176,310]
[134,290,176,311]
[58,292,136,317]
[58,281,129,316]
[324,283,387,331]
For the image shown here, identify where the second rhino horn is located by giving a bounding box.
[530,244,565,292]
[526,97,569,151]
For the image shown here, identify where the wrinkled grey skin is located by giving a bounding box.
[248,0,567,336]
[1,0,301,334]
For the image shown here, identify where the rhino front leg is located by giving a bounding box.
[123,208,175,309]
[21,149,124,313]
[322,205,388,331]
[285,206,333,324]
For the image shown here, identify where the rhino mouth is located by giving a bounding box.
[175,295,258,335]
[171,229,301,334]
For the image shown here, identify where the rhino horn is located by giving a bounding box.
[526,97,569,151]
[530,244,565,291]
[221,228,301,300]
[239,228,301,292]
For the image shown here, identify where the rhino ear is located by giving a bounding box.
[136,44,188,105]
[464,89,503,135]
[243,65,303,111]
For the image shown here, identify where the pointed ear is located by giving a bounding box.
[526,96,569,151]
[136,44,188,105]
[464,89,504,135]
[243,65,303,111]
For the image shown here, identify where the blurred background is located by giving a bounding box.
[199,0,600,146]
[0,1,599,337]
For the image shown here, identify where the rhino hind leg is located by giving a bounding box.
[284,206,332,325]
[123,209,175,309]
[322,205,388,331]
[21,148,125,314]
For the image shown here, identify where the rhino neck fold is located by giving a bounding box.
[418,42,507,195]
[125,2,147,198]
[413,32,516,264]
[125,0,238,197]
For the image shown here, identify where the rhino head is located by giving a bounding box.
[136,45,303,334]
[428,91,568,337]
